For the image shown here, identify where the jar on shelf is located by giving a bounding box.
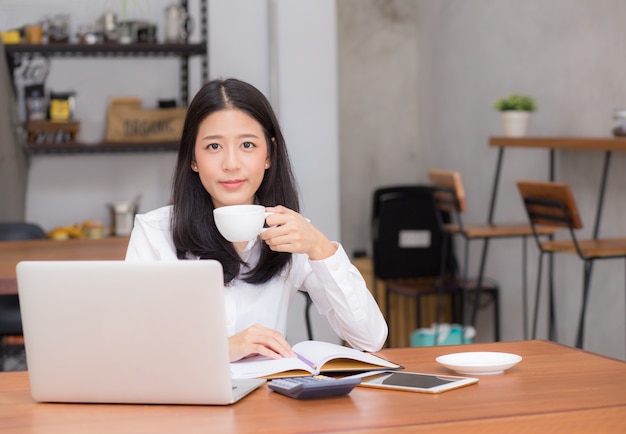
[164,3,192,42]
[612,109,626,137]
[47,14,70,43]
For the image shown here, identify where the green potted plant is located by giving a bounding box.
[494,94,536,137]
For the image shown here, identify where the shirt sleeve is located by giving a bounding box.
[298,243,388,352]
[125,206,178,261]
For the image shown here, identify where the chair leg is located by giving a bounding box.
[548,253,557,341]
[470,237,490,327]
[303,292,314,341]
[453,238,471,345]
[576,261,593,349]
[532,251,544,339]
[493,288,500,342]
[522,236,528,340]
[415,296,422,330]
[385,284,391,348]
[434,233,451,345]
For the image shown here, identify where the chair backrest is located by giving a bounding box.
[0,222,47,241]
[371,185,456,280]
[427,169,468,214]
[516,181,583,230]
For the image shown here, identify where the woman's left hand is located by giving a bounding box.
[261,205,336,260]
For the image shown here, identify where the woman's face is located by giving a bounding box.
[192,108,270,209]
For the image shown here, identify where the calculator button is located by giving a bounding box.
[271,379,300,390]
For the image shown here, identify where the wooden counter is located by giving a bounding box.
[0,237,129,294]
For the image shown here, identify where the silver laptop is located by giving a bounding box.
[16,260,264,405]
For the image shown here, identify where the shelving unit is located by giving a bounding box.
[26,141,180,154]
[5,42,206,57]
[4,0,208,155]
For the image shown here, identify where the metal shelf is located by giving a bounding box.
[27,141,179,155]
[5,42,206,58]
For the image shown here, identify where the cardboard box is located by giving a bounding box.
[105,97,186,143]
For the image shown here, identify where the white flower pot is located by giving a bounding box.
[501,111,530,137]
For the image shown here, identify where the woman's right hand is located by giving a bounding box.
[228,324,295,362]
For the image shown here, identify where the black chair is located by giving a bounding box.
[0,222,47,371]
[372,186,500,347]
[0,222,47,241]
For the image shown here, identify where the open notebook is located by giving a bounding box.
[16,260,264,405]
[231,340,401,379]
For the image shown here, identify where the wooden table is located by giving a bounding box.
[488,137,626,342]
[0,237,129,295]
[0,340,624,433]
[488,136,626,240]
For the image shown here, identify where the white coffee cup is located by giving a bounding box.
[213,204,271,242]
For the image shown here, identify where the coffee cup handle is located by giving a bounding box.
[261,213,312,231]
[259,212,274,233]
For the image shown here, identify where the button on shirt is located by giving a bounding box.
[125,206,387,352]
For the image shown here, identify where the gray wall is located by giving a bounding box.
[338,0,626,359]
[338,0,419,258]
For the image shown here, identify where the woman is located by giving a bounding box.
[126,78,387,361]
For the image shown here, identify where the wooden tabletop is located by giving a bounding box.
[0,237,129,294]
[489,136,626,151]
[0,340,624,433]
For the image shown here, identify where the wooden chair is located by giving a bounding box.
[517,180,626,349]
[372,185,499,347]
[428,170,556,340]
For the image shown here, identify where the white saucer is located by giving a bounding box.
[435,352,522,375]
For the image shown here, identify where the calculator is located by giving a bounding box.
[268,375,361,399]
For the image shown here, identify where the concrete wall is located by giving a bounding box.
[338,0,420,258]
[338,0,626,359]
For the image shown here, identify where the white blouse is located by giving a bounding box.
[125,205,388,352]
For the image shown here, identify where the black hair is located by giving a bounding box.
[170,78,299,284]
